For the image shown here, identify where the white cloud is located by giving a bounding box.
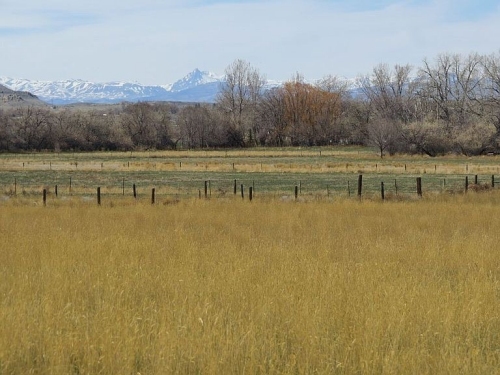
[1,0,499,84]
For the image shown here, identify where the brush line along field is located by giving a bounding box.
[1,197,500,374]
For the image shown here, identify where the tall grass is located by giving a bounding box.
[1,195,500,374]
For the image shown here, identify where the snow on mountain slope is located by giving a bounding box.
[0,77,169,104]
[0,69,225,105]
[169,69,222,92]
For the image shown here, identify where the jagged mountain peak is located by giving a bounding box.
[170,69,222,93]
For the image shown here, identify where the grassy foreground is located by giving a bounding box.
[1,195,500,374]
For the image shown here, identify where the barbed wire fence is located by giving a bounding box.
[1,170,497,205]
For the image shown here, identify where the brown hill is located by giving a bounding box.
[0,84,48,108]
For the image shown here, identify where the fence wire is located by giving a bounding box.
[1,170,496,202]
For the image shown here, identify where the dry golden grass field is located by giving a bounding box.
[1,149,500,374]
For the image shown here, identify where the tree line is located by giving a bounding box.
[1,51,500,156]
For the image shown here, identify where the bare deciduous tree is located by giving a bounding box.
[279,73,343,146]
[11,106,54,150]
[418,53,483,129]
[122,102,174,149]
[216,59,265,145]
[178,104,220,148]
[481,51,500,131]
[0,109,12,150]
[453,122,496,155]
[401,121,450,156]
[367,119,400,158]
[359,63,418,123]
[257,87,288,146]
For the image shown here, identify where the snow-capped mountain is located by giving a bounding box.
[0,69,226,105]
[169,69,222,92]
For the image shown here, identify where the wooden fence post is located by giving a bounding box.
[357,175,363,198]
[394,179,398,196]
[204,181,208,198]
[381,182,385,200]
[122,178,125,195]
[14,178,16,195]
[295,186,298,200]
[416,177,422,197]
[151,188,155,205]
[69,177,72,193]
[465,176,469,193]
[133,184,137,199]
[249,187,253,201]
[347,181,351,197]
[97,187,101,205]
[475,175,478,185]
[241,184,244,199]
[55,185,58,197]
[43,189,47,206]
[492,175,495,188]
[234,179,237,195]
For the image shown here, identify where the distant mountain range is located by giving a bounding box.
[0,70,358,106]
[0,69,227,105]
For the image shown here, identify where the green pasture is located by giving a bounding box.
[1,147,499,202]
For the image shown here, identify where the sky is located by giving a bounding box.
[1,0,499,85]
